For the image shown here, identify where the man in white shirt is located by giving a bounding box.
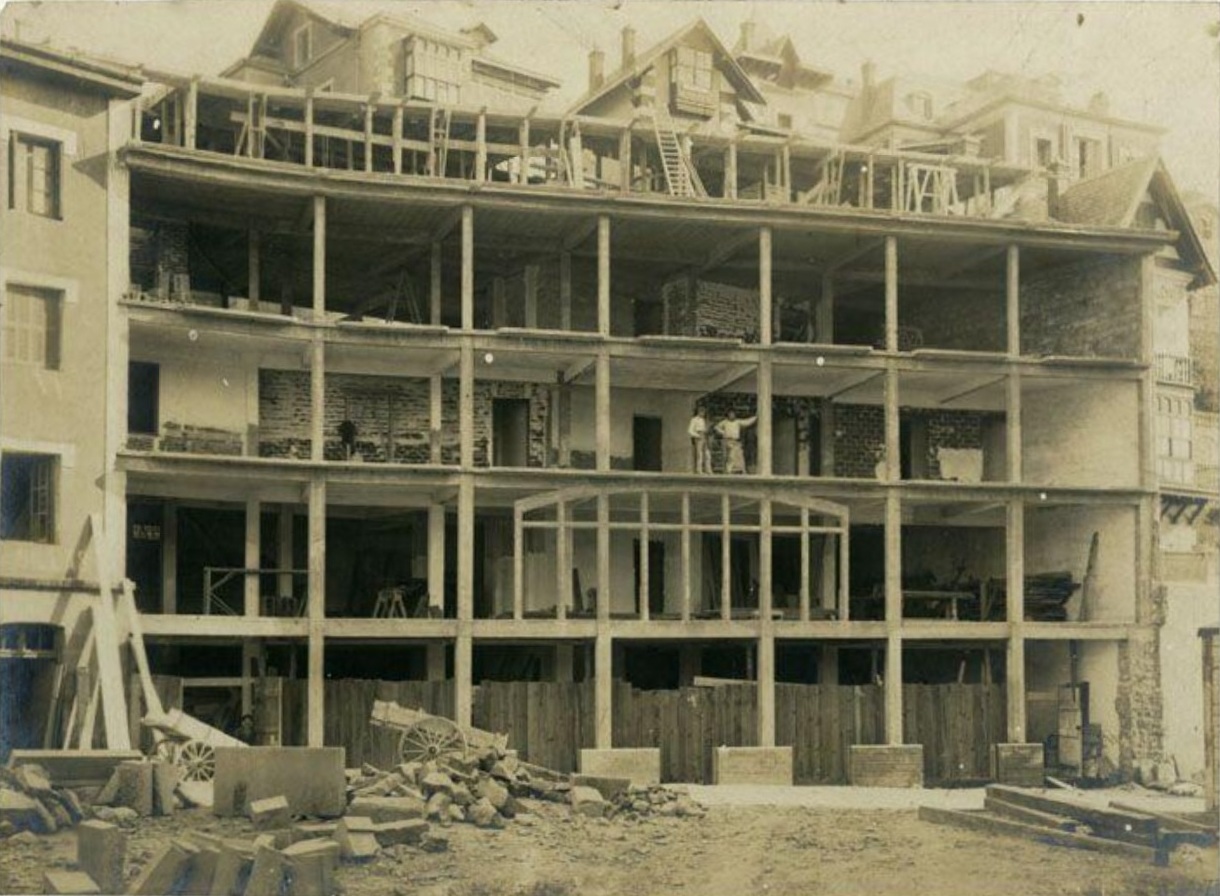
[688,404,711,473]
[715,409,757,474]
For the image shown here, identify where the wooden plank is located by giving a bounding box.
[86,514,132,750]
[986,786,1160,846]
[918,806,1165,866]
[985,793,1082,831]
[1109,802,1218,835]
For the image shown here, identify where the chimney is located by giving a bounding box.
[589,47,605,91]
[621,26,636,69]
[861,61,876,91]
[740,20,755,52]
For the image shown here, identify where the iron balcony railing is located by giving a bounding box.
[1155,353,1194,386]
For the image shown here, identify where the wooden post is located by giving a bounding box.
[304,92,314,167]
[310,337,324,462]
[428,503,445,613]
[244,498,260,617]
[560,252,572,331]
[158,503,177,616]
[884,235,898,352]
[597,214,611,336]
[725,142,738,200]
[460,205,474,330]
[430,241,442,325]
[312,195,326,319]
[595,633,612,748]
[307,477,326,747]
[1006,498,1026,742]
[184,78,198,150]
[475,111,487,183]
[619,128,632,192]
[1006,244,1021,356]
[248,230,261,304]
[459,345,474,468]
[595,352,610,471]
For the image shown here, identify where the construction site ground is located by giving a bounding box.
[1,785,1217,896]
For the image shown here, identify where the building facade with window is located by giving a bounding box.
[1,10,1216,786]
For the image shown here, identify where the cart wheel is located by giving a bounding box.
[176,740,217,782]
[398,717,468,764]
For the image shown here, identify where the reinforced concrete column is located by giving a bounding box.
[559,251,573,331]
[244,498,260,617]
[428,503,446,613]
[455,477,475,727]
[884,491,903,744]
[757,499,775,747]
[597,215,611,336]
[161,502,178,614]
[277,505,293,600]
[816,275,834,344]
[306,476,326,747]
[1006,244,1020,356]
[459,343,474,469]
[1006,498,1027,742]
[596,353,611,471]
[310,336,325,461]
[461,205,474,331]
[595,633,613,748]
[884,236,898,352]
[430,241,442,325]
[312,195,325,319]
[248,230,260,303]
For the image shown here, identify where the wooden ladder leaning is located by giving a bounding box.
[430,107,451,177]
[651,104,706,198]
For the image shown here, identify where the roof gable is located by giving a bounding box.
[1058,157,1216,288]
[569,18,765,117]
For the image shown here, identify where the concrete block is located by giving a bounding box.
[579,748,662,786]
[373,819,429,847]
[243,844,289,896]
[712,747,793,785]
[335,817,381,861]
[75,819,126,894]
[248,795,292,830]
[346,795,426,823]
[849,745,925,788]
[571,774,631,802]
[129,840,196,895]
[569,786,608,818]
[151,759,179,816]
[292,821,338,842]
[992,743,1045,787]
[207,842,253,896]
[181,846,220,896]
[41,871,99,895]
[283,840,339,896]
[213,748,346,818]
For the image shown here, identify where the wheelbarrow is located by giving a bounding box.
[142,708,246,782]
[369,700,507,765]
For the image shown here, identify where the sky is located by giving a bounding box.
[1,0,1217,198]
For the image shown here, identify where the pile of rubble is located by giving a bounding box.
[0,763,89,838]
[609,785,706,820]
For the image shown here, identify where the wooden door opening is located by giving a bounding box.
[493,398,530,467]
[633,415,663,471]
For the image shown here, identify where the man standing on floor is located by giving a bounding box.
[689,403,711,473]
[715,408,757,474]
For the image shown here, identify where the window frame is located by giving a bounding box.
[2,283,63,370]
[0,452,57,544]
[8,131,62,220]
[293,23,313,69]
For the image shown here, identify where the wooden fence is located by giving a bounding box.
[904,683,1006,783]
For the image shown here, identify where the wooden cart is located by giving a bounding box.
[142,708,246,782]
[369,701,508,764]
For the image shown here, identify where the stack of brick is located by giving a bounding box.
[0,763,89,838]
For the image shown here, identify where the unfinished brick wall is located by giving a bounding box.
[663,276,761,341]
[911,408,997,480]
[1118,628,1165,772]
[258,370,550,466]
[899,288,1006,352]
[1020,254,1141,358]
[835,405,885,479]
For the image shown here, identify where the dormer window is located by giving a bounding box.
[293,24,312,68]
[405,36,463,105]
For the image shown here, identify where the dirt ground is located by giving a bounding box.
[1,794,1217,896]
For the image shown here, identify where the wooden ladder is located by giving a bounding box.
[652,104,706,198]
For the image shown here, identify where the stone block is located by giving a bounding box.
[15,764,53,794]
[108,761,155,816]
[569,786,608,818]
[8,750,144,788]
[0,788,55,834]
[849,745,925,788]
[243,844,289,896]
[75,819,126,895]
[346,795,426,823]
[151,759,179,816]
[283,840,339,896]
[477,777,510,811]
[129,840,196,895]
[292,821,338,842]
[467,797,503,828]
[213,748,346,818]
[373,819,429,847]
[579,748,662,786]
[571,774,631,802]
[207,842,253,896]
[41,871,99,895]
[248,795,292,830]
[712,747,793,785]
[991,743,1045,787]
[335,817,381,861]
[181,846,220,896]
[420,771,455,797]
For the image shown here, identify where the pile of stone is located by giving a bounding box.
[1133,759,1205,798]
[610,785,706,820]
[0,763,89,838]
